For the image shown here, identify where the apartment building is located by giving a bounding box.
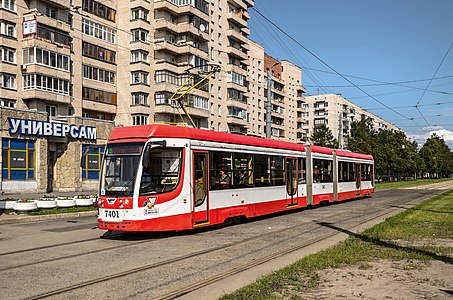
[0,0,254,193]
[248,40,306,141]
[304,94,399,148]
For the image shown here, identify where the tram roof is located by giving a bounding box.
[335,149,374,160]
[108,124,307,152]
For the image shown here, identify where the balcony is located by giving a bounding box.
[154,103,210,118]
[154,0,209,22]
[83,99,117,115]
[241,27,250,36]
[227,11,248,28]
[22,89,71,104]
[227,28,248,44]
[226,81,247,93]
[154,19,209,41]
[21,38,71,57]
[36,14,71,33]
[227,115,248,127]
[227,0,247,11]
[243,0,254,7]
[21,64,70,81]
[226,64,247,77]
[44,0,71,8]
[154,40,208,59]
[227,46,248,60]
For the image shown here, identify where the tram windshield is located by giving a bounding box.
[100,143,144,197]
[140,148,183,195]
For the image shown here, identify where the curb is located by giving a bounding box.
[0,210,98,225]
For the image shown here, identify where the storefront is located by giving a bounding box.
[0,107,114,193]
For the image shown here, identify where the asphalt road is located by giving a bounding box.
[0,182,452,300]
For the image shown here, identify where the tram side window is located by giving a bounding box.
[298,157,307,183]
[361,164,373,181]
[254,154,270,187]
[210,151,233,190]
[232,153,253,188]
[313,158,333,183]
[338,161,355,182]
[271,156,285,186]
[140,148,182,194]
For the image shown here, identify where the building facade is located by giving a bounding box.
[0,0,254,193]
[247,40,306,141]
[0,0,400,194]
[303,94,399,148]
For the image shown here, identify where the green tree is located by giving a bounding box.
[419,134,453,178]
[347,116,376,154]
[311,124,338,148]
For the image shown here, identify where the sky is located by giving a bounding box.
[248,0,453,149]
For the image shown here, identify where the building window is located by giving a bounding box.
[82,64,115,84]
[131,71,149,85]
[37,24,71,47]
[82,0,116,22]
[131,28,149,43]
[2,139,35,180]
[131,7,149,21]
[23,74,69,95]
[227,71,244,86]
[131,50,148,63]
[191,95,209,110]
[0,98,15,107]
[0,73,15,89]
[82,144,104,180]
[132,114,148,125]
[132,92,149,106]
[0,0,16,12]
[46,105,56,116]
[23,47,70,71]
[1,47,15,63]
[155,92,174,106]
[82,86,117,105]
[45,5,57,19]
[82,42,116,64]
[82,18,116,44]
[190,55,208,71]
[0,21,15,37]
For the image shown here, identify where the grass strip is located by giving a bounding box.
[375,178,452,189]
[29,206,97,215]
[220,190,453,300]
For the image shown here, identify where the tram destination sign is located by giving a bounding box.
[8,118,96,140]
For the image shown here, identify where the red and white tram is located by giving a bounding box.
[95,124,374,232]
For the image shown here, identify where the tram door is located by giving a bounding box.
[355,163,362,196]
[285,158,298,207]
[193,152,209,225]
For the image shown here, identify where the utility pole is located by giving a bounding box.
[338,112,343,149]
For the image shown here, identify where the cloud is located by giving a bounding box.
[411,127,453,150]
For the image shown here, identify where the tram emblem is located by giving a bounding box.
[144,197,157,209]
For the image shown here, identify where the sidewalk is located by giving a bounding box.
[0,190,98,225]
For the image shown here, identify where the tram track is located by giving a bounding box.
[2,184,448,300]
[21,189,435,300]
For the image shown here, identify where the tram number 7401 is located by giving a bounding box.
[104,210,119,219]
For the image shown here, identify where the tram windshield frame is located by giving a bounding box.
[99,143,144,197]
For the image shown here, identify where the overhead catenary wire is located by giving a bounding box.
[250,7,424,130]
[251,2,333,95]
